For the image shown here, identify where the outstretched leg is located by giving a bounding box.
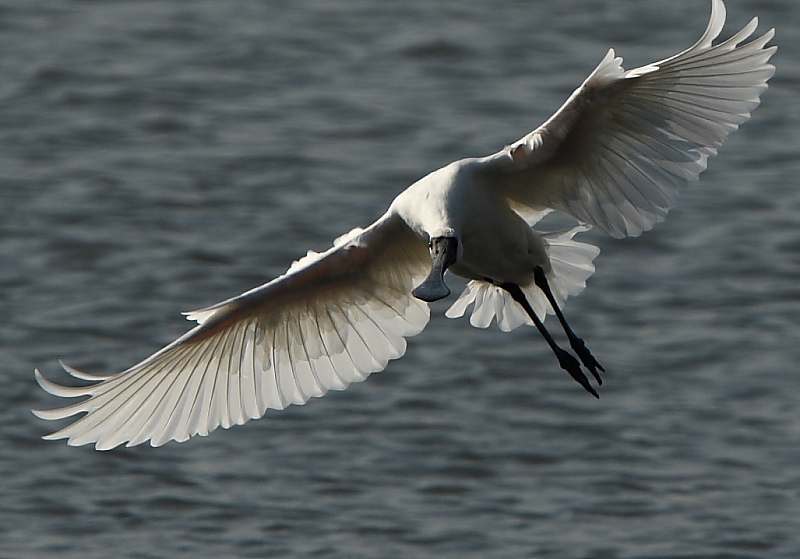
[500,282,599,398]
[533,266,604,384]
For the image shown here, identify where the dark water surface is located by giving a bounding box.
[2,1,799,557]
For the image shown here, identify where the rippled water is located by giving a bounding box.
[2,1,799,557]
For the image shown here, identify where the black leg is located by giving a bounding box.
[533,266,604,384]
[500,282,599,398]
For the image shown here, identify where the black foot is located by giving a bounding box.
[555,347,599,399]
[499,281,602,398]
[569,336,605,385]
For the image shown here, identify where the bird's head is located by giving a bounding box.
[411,235,459,302]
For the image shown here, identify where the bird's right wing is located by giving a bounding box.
[34,212,430,450]
[481,0,776,238]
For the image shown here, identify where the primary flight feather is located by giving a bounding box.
[34,0,776,450]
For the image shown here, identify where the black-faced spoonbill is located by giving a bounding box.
[34,0,775,449]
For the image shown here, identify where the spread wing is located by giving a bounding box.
[34,212,430,450]
[481,0,776,238]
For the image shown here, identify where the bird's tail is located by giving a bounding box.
[445,225,599,331]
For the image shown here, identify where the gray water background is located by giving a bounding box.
[2,1,799,557]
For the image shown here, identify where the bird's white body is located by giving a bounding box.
[34,0,776,449]
[391,160,550,286]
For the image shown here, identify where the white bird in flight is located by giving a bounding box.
[34,0,775,450]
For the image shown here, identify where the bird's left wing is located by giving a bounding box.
[480,0,776,238]
[34,212,430,450]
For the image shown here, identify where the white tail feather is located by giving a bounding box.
[445,225,599,330]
